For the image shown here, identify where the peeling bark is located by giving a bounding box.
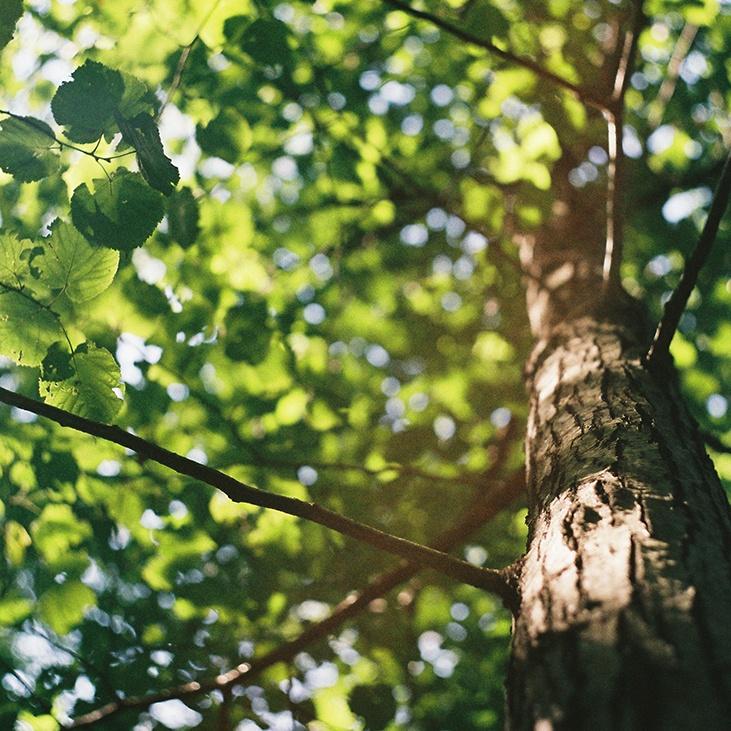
[508,241,731,728]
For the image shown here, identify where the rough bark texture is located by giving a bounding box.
[508,236,731,729]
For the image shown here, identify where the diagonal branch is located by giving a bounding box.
[0,386,513,601]
[602,0,646,288]
[67,471,524,728]
[648,22,698,130]
[646,150,731,365]
[382,0,606,112]
[701,430,731,455]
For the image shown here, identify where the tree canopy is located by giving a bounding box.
[0,0,729,729]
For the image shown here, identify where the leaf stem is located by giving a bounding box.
[0,109,133,163]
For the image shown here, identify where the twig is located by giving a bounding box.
[646,150,731,364]
[701,430,731,454]
[648,22,698,129]
[0,109,134,163]
[602,0,645,288]
[157,39,197,120]
[67,471,524,728]
[0,386,513,600]
[382,0,606,112]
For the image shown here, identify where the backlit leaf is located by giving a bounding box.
[40,342,124,421]
[31,504,92,561]
[38,580,95,634]
[0,232,32,288]
[0,290,60,366]
[0,115,61,181]
[36,220,119,302]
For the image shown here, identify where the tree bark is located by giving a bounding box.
[508,238,731,729]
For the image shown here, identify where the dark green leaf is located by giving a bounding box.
[117,112,179,195]
[225,17,292,67]
[462,0,510,39]
[0,116,61,182]
[349,684,398,730]
[196,109,252,164]
[0,0,22,51]
[41,341,74,382]
[51,60,124,143]
[70,168,164,250]
[224,298,271,364]
[167,186,200,248]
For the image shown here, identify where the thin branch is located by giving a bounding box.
[157,39,197,120]
[67,471,524,728]
[0,658,54,717]
[648,22,698,129]
[151,360,490,490]
[646,150,731,364]
[244,456,486,488]
[701,430,731,454]
[602,0,645,288]
[0,386,512,600]
[382,0,606,112]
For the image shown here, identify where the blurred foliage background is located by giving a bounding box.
[0,0,729,728]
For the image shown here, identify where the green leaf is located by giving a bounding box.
[117,112,179,195]
[349,684,398,730]
[4,520,31,566]
[36,220,119,302]
[31,504,92,561]
[70,168,164,250]
[0,232,32,288]
[0,290,60,366]
[0,0,22,51]
[224,298,271,363]
[40,341,74,382]
[118,71,153,118]
[0,115,61,182]
[167,186,200,247]
[0,595,32,626]
[225,17,292,66]
[196,109,252,164]
[463,0,510,40]
[40,342,124,421]
[51,60,124,143]
[142,531,216,590]
[15,713,60,731]
[38,580,96,634]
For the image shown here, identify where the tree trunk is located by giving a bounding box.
[507,237,731,729]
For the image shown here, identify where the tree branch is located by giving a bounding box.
[646,150,731,364]
[602,0,645,288]
[701,430,731,455]
[67,471,524,728]
[382,0,606,112]
[648,22,698,129]
[0,386,513,600]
